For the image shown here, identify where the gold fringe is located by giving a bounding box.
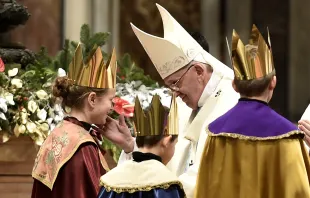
[206,127,304,141]
[100,180,186,197]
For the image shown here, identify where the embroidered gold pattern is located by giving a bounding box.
[32,139,97,189]
[32,121,108,190]
[55,120,64,128]
[32,152,41,172]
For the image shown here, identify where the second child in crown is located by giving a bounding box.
[98,94,185,198]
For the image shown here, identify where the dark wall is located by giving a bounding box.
[119,0,201,83]
[251,0,290,116]
[9,0,63,56]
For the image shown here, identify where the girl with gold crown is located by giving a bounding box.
[98,94,186,198]
[31,45,135,198]
[195,25,310,198]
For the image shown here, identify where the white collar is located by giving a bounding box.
[100,160,183,193]
[198,72,222,107]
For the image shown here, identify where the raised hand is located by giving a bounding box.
[298,120,310,147]
[101,115,135,153]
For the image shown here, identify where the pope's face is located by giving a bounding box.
[164,62,211,110]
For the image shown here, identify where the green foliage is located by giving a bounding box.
[80,24,91,44]
[54,40,73,72]
[21,47,57,91]
[52,24,110,71]
[79,24,110,63]
[101,137,122,163]
[53,24,157,89]
[117,53,158,87]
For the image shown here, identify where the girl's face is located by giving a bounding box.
[87,89,115,125]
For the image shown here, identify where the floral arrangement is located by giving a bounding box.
[0,58,65,145]
[0,24,172,163]
[0,55,171,162]
[115,82,171,109]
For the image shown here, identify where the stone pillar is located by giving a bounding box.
[201,0,221,59]
[225,0,252,66]
[92,0,110,52]
[64,0,92,41]
[110,0,120,55]
[289,0,310,120]
[200,0,251,65]
[64,0,119,54]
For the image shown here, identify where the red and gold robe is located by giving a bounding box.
[31,118,109,198]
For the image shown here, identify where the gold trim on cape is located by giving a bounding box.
[99,159,186,196]
[206,127,304,141]
[100,180,184,194]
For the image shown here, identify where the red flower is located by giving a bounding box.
[0,58,5,72]
[112,97,134,117]
[120,76,125,80]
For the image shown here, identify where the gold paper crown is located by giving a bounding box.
[133,94,178,137]
[230,24,274,80]
[68,44,117,88]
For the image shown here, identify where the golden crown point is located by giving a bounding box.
[67,44,117,88]
[133,94,178,137]
[230,24,275,80]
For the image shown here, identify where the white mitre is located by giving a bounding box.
[131,3,233,79]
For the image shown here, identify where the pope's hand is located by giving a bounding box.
[101,115,134,153]
[298,120,310,147]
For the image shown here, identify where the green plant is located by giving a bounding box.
[117,53,158,87]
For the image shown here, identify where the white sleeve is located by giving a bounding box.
[117,139,139,165]
[178,163,199,198]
